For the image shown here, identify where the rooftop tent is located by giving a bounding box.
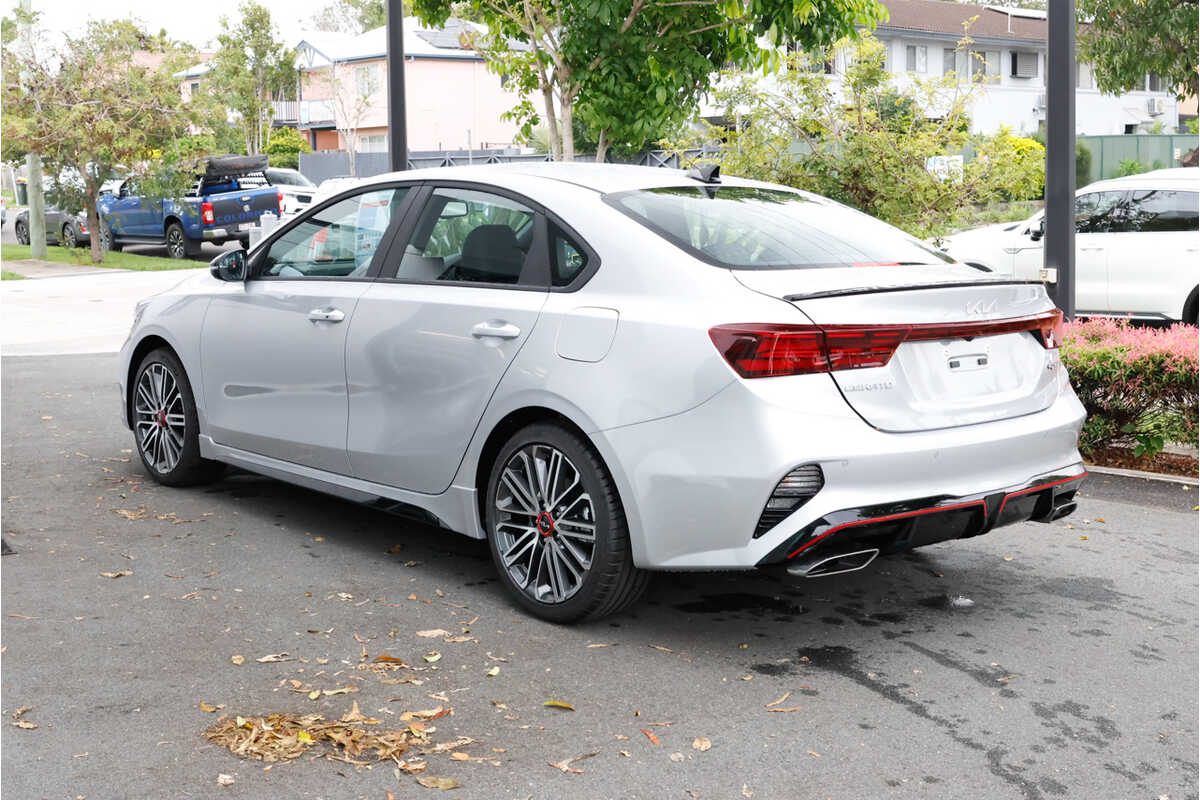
[202,154,269,181]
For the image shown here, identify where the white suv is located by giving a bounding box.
[943,167,1199,324]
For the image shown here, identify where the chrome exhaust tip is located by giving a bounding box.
[787,548,880,578]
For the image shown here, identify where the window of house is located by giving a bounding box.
[358,135,386,153]
[395,188,538,285]
[1010,51,1038,79]
[943,47,957,76]
[906,44,927,73]
[1147,73,1162,92]
[1076,62,1095,89]
[970,50,999,77]
[355,64,379,96]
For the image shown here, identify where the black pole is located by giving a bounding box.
[1045,0,1076,319]
[386,0,408,171]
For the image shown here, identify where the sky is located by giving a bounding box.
[13,0,337,50]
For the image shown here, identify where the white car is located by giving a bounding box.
[118,163,1087,622]
[943,167,1199,324]
[266,167,318,217]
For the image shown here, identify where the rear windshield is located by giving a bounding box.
[606,186,953,270]
[267,168,316,188]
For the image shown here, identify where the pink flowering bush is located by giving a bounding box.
[1061,318,1199,457]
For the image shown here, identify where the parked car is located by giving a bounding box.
[13,205,90,248]
[266,167,317,216]
[119,163,1087,622]
[312,175,364,205]
[942,167,1200,324]
[97,155,283,259]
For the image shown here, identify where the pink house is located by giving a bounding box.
[291,17,525,154]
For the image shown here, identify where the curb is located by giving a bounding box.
[1085,463,1199,487]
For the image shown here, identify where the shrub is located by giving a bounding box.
[1061,318,1198,458]
[264,127,311,170]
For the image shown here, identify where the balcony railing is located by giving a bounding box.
[271,99,336,125]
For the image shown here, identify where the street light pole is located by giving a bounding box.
[19,0,47,259]
[386,0,408,172]
[1045,0,1076,319]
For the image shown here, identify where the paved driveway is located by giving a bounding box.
[1,353,1196,800]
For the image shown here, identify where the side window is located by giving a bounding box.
[259,187,406,279]
[549,223,589,287]
[1123,190,1199,233]
[1073,191,1127,234]
[396,188,536,285]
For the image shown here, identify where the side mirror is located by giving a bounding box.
[210,249,246,282]
[440,200,468,218]
[1028,220,1044,242]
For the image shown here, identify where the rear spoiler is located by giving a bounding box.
[201,154,270,182]
[784,280,1043,302]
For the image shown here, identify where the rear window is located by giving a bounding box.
[606,186,953,270]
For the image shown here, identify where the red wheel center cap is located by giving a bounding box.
[536,512,555,537]
[156,410,167,428]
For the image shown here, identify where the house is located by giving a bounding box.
[284,17,525,153]
[703,0,1182,136]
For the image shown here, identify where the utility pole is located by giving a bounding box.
[386,0,408,172]
[1044,0,1076,319]
[19,0,46,258]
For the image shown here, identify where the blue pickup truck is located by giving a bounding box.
[97,155,282,259]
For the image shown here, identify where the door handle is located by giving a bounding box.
[308,307,345,323]
[471,320,521,340]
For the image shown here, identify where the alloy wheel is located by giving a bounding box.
[63,225,76,248]
[134,363,186,474]
[167,228,185,258]
[494,444,596,604]
[15,221,28,245]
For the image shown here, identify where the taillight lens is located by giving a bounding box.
[201,200,215,226]
[277,191,284,214]
[711,310,1063,379]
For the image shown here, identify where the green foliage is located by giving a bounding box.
[1075,139,1093,187]
[264,127,312,169]
[1077,0,1198,101]
[1186,118,1200,135]
[1061,318,1199,459]
[677,33,1046,240]
[413,0,886,160]
[2,18,200,262]
[309,0,411,32]
[208,2,295,155]
[1116,157,1144,177]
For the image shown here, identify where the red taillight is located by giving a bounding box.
[78,221,88,233]
[710,310,1063,379]
[201,200,214,226]
[277,191,284,214]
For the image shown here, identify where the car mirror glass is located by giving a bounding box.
[440,200,468,219]
[1028,220,1044,242]
[210,249,246,282]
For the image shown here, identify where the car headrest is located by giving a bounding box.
[461,224,524,279]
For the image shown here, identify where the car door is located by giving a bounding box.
[346,184,549,493]
[1104,188,1199,317]
[106,180,154,237]
[200,185,411,474]
[1012,190,1124,313]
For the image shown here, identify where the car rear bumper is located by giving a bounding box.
[595,370,1087,570]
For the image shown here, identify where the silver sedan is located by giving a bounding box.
[118,163,1087,622]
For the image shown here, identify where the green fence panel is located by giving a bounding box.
[1076,134,1198,184]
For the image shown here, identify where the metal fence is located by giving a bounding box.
[298,147,722,184]
[1076,134,1197,184]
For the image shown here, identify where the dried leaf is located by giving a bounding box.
[198,701,222,713]
[586,643,613,648]
[641,729,659,745]
[1094,517,1105,523]
[230,655,245,666]
[486,666,500,677]
[99,570,132,579]
[543,700,575,711]
[648,644,673,653]
[11,707,32,720]
[548,751,599,774]
[322,686,358,696]
[255,653,292,663]
[416,776,462,790]
[12,720,37,730]
[417,629,452,639]
[341,701,376,723]
[451,752,470,761]
[767,706,802,713]
[423,652,442,663]
[397,759,428,774]
[765,691,791,708]
[692,737,712,752]
[217,773,234,786]
[374,654,406,664]
[308,690,321,700]
[670,752,685,763]
[400,706,450,721]
[297,730,314,743]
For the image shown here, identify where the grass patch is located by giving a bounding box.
[1,243,197,271]
[2,270,26,280]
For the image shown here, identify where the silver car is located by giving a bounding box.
[118,164,1088,622]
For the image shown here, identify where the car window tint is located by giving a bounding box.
[396,188,536,285]
[1073,191,1128,233]
[607,186,953,270]
[260,187,406,279]
[1122,189,1199,232]
[549,223,588,286]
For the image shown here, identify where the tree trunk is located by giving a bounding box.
[540,82,561,161]
[595,129,609,163]
[85,184,102,264]
[560,97,575,162]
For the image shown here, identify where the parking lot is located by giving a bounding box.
[1,352,1196,799]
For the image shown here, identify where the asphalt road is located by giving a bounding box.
[2,354,1197,800]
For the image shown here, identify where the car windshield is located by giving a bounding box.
[607,186,953,270]
[267,169,315,188]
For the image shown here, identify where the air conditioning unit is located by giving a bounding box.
[1147,97,1166,116]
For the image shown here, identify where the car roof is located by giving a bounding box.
[358,162,757,194]
[1087,166,1199,192]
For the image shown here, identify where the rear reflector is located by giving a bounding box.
[754,464,824,538]
[711,310,1062,379]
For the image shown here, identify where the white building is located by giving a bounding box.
[704,0,1181,136]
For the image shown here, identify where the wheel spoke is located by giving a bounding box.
[502,529,538,570]
[501,464,538,514]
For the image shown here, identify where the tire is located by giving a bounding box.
[62,224,77,248]
[14,219,29,245]
[130,348,225,487]
[165,222,189,259]
[1183,289,1198,327]
[100,221,122,252]
[484,422,650,623]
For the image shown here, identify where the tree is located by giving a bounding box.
[264,126,312,169]
[413,0,885,161]
[1,19,199,262]
[208,1,295,155]
[320,61,378,175]
[309,0,395,33]
[675,34,1045,240]
[1077,0,1198,101]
